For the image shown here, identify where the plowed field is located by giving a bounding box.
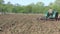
[0,14,60,34]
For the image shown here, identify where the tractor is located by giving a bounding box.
[40,9,59,21]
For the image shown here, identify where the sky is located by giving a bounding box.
[4,0,56,6]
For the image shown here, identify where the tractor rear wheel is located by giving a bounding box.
[55,12,58,20]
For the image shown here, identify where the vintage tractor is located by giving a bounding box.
[40,10,59,21]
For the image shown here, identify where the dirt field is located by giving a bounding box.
[0,14,60,34]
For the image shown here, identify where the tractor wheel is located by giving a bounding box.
[55,12,58,20]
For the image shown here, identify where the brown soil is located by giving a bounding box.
[0,14,60,34]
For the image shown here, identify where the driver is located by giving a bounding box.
[48,8,53,15]
[46,8,54,18]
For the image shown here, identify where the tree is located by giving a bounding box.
[36,2,44,7]
[0,0,4,4]
[0,0,5,14]
[54,0,60,9]
[55,0,60,5]
[34,2,44,13]
[6,2,14,13]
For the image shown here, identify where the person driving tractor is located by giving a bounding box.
[47,8,54,17]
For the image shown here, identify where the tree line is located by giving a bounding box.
[0,0,60,14]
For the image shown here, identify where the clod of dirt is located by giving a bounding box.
[0,27,3,32]
[59,29,60,32]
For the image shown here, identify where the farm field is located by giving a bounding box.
[0,14,60,34]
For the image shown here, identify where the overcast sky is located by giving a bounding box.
[4,0,55,6]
